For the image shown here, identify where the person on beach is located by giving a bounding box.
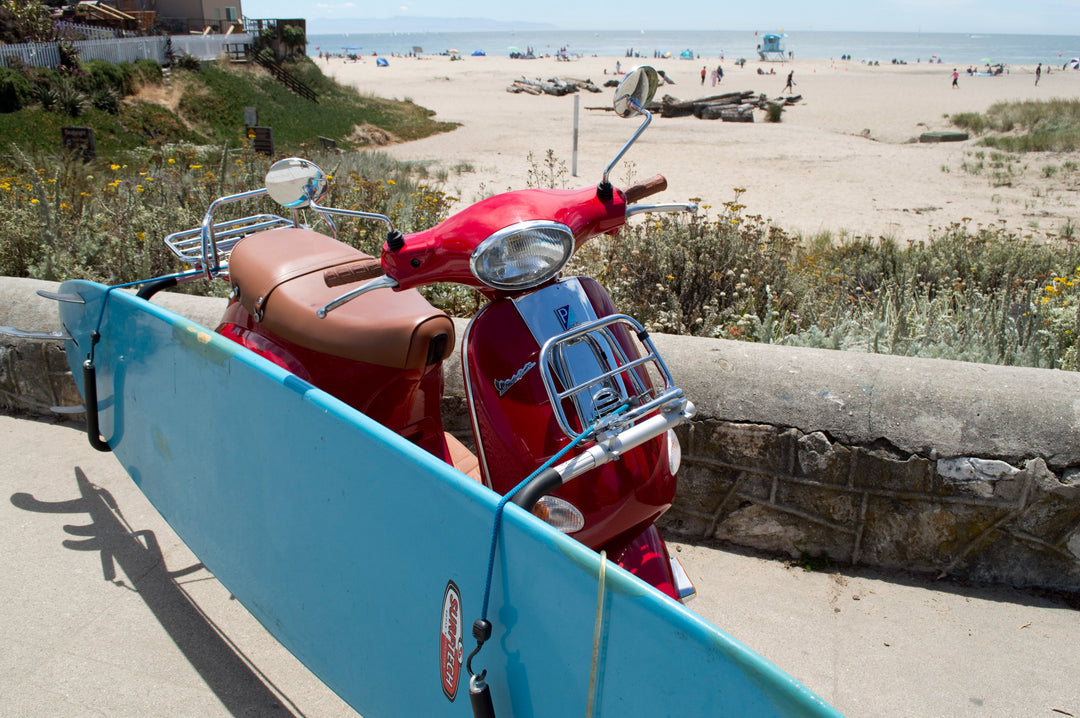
[716,64,724,83]
[952,68,959,88]
[701,66,706,84]
[1036,63,1042,85]
[784,70,795,93]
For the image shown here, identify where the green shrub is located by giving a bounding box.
[281,23,306,55]
[57,40,79,70]
[54,78,86,117]
[174,53,201,71]
[952,99,1080,152]
[129,58,163,86]
[91,86,121,114]
[33,82,57,110]
[0,65,32,112]
[80,59,129,96]
[949,112,986,134]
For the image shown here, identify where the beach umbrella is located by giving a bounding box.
[1070,58,1080,69]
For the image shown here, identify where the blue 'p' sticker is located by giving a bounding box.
[555,305,574,330]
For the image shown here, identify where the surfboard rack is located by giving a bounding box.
[82,357,112,453]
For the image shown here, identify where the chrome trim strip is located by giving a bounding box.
[461,306,494,490]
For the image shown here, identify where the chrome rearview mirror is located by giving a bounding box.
[613,66,658,118]
[265,157,328,208]
[602,66,659,191]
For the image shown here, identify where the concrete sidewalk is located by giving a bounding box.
[2,413,1078,717]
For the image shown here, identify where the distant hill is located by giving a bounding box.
[305,16,557,34]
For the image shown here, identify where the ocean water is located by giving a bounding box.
[308,29,1080,66]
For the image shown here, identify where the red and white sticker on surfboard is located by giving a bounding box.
[440,581,464,701]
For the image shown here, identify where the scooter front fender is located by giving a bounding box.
[615,524,693,602]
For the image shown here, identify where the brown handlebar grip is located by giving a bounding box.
[324,258,383,287]
[624,175,668,204]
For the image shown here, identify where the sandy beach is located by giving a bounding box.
[322,53,1080,243]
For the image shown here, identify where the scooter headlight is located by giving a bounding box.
[470,221,574,290]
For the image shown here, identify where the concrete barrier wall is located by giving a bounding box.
[3,276,1079,592]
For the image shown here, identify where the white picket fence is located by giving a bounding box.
[54,20,137,41]
[0,33,251,69]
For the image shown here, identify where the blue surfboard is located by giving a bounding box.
[58,279,842,717]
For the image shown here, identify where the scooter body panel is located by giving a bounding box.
[218,298,450,462]
[386,187,628,291]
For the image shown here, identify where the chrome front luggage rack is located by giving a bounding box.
[538,314,692,440]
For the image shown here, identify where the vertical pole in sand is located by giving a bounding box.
[572,93,579,177]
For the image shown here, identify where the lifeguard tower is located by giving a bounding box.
[757,33,787,62]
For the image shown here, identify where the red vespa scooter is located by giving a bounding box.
[161,66,698,600]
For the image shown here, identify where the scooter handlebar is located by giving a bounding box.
[623,174,667,204]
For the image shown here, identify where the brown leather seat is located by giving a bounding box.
[229,227,454,369]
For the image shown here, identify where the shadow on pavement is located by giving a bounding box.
[11,466,304,717]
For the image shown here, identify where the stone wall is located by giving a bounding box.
[3,277,1079,592]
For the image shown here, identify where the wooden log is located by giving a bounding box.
[509,80,543,95]
[698,105,724,120]
[563,77,601,92]
[720,107,755,122]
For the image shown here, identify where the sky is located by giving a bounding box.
[239,0,1080,35]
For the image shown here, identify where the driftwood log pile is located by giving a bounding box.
[586,89,802,122]
[510,70,678,97]
[507,76,602,95]
[659,91,802,121]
